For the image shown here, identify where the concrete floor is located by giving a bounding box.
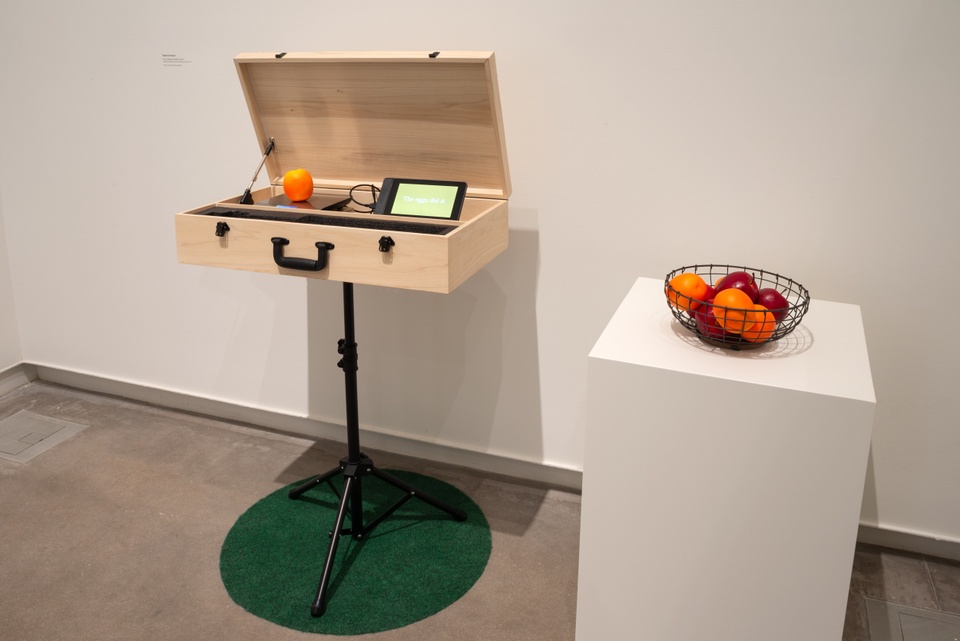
[0,381,580,640]
[7,379,960,640]
[844,543,960,641]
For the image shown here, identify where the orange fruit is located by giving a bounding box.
[712,288,757,334]
[742,305,778,343]
[666,273,709,313]
[283,168,314,202]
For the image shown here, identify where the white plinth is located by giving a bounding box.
[576,277,876,641]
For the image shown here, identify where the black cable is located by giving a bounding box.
[348,184,380,212]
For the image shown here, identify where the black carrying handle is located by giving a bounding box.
[271,237,334,271]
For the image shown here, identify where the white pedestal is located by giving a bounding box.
[576,277,876,641]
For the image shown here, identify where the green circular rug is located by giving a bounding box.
[220,470,491,635]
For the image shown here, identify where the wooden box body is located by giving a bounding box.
[175,51,510,294]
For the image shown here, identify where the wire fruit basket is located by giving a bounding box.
[664,264,810,350]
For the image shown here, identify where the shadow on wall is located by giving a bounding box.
[303,222,543,466]
[859,448,878,527]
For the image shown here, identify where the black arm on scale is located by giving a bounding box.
[238,137,276,205]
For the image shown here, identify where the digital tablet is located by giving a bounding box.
[374,178,467,220]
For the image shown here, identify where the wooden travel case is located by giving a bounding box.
[175,51,511,294]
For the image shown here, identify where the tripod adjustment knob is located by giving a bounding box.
[337,339,359,372]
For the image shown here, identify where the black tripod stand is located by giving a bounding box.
[288,282,468,617]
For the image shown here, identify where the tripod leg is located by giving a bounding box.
[311,474,357,617]
[288,464,343,499]
[370,467,467,521]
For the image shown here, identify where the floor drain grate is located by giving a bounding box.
[0,410,89,463]
[865,597,960,641]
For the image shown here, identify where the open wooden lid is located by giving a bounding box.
[234,51,511,200]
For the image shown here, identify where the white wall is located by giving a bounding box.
[1,0,959,542]
[0,193,22,371]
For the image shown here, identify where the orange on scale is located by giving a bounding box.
[283,168,314,202]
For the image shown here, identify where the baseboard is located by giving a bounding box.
[858,524,960,562]
[29,363,583,491]
[0,362,37,396]
[14,363,960,548]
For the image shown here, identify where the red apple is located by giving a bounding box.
[757,288,789,322]
[685,284,717,317]
[714,271,759,303]
[694,299,727,339]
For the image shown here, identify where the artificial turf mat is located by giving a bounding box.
[220,470,491,634]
